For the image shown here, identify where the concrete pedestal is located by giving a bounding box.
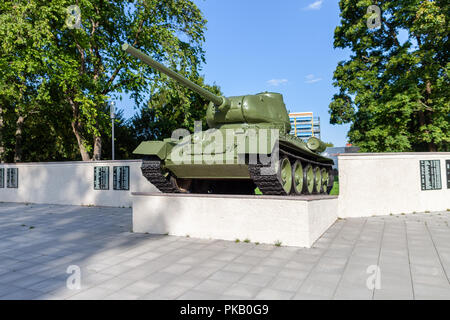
[132,193,338,247]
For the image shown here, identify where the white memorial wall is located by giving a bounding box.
[0,153,448,219]
[338,152,450,218]
[0,160,158,207]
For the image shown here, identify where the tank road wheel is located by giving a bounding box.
[292,160,304,195]
[320,168,329,194]
[303,164,314,194]
[313,166,322,194]
[277,156,292,194]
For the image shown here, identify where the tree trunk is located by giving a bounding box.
[93,135,102,161]
[417,109,436,151]
[68,97,91,161]
[14,115,24,162]
[428,142,437,152]
[71,121,91,161]
[0,105,4,163]
[424,80,436,152]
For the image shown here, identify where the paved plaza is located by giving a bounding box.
[0,202,449,300]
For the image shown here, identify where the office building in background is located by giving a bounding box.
[289,112,321,140]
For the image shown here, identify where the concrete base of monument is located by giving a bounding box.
[131,193,338,248]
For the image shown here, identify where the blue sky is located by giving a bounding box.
[118,0,352,146]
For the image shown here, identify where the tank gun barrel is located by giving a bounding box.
[122,43,227,108]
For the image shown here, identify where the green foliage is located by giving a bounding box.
[131,77,221,142]
[330,0,449,152]
[0,0,208,161]
[329,181,339,196]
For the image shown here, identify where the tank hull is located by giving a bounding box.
[133,126,334,195]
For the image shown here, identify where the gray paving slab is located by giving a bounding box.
[209,270,245,283]
[239,273,274,288]
[373,288,414,300]
[0,288,44,300]
[0,203,449,300]
[140,284,189,300]
[177,290,219,300]
[254,288,294,300]
[277,268,310,280]
[104,290,141,300]
[194,279,233,295]
[222,263,253,274]
[223,283,261,299]
[292,291,330,300]
[120,280,160,297]
[296,275,341,299]
[68,286,115,300]
[0,284,23,297]
[413,283,450,300]
[268,276,304,292]
[28,278,66,293]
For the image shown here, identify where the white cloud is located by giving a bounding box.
[305,74,322,83]
[304,0,323,11]
[267,79,288,86]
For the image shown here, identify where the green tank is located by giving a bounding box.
[122,43,335,195]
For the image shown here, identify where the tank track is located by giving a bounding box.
[142,149,333,195]
[141,159,180,193]
[249,149,333,196]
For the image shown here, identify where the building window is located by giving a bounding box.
[289,112,321,140]
[7,168,18,188]
[94,166,109,190]
[113,166,130,190]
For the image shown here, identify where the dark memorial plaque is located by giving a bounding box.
[420,160,441,191]
[0,168,4,188]
[113,166,130,190]
[446,160,450,189]
[6,168,18,188]
[94,166,109,190]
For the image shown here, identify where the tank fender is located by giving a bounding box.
[133,141,169,160]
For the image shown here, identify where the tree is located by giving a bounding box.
[0,1,57,162]
[0,0,207,161]
[329,0,449,152]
